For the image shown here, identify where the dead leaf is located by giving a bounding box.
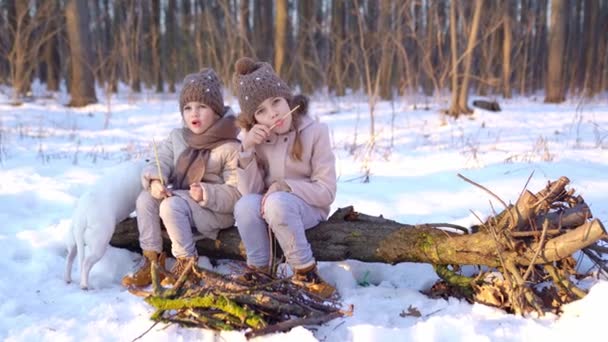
[399,305,421,318]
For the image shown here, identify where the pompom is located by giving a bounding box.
[235,57,258,75]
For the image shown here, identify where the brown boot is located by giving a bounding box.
[161,254,198,287]
[291,264,336,299]
[121,250,167,287]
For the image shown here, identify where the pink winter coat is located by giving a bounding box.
[237,114,337,218]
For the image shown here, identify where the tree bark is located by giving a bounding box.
[253,0,273,61]
[111,203,604,267]
[166,0,177,93]
[9,0,31,99]
[502,2,512,99]
[151,0,163,92]
[456,0,483,114]
[65,0,97,106]
[274,0,287,76]
[582,0,599,97]
[448,1,460,116]
[377,0,394,100]
[329,0,346,96]
[238,0,251,56]
[545,0,566,103]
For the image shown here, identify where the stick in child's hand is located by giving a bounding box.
[269,105,300,131]
[152,138,164,187]
[152,138,172,197]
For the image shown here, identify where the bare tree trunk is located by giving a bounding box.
[128,0,142,93]
[457,0,483,114]
[377,0,393,100]
[564,0,581,94]
[531,0,548,92]
[151,0,163,92]
[329,0,346,96]
[545,0,566,103]
[106,0,118,93]
[9,0,31,99]
[65,0,97,107]
[166,0,177,93]
[502,2,512,99]
[448,0,460,116]
[600,1,608,92]
[253,0,273,61]
[582,0,599,97]
[239,0,251,56]
[42,32,60,92]
[40,0,60,92]
[518,0,531,95]
[295,0,317,93]
[274,0,287,76]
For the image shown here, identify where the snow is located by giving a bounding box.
[1,87,607,341]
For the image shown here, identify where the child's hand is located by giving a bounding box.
[242,124,270,151]
[189,183,205,202]
[150,180,172,199]
[260,181,291,215]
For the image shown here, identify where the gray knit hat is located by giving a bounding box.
[179,68,224,116]
[232,57,292,116]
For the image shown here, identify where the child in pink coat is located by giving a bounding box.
[232,57,337,298]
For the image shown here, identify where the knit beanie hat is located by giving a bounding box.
[232,57,292,116]
[179,68,224,116]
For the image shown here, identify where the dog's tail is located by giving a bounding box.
[64,203,87,284]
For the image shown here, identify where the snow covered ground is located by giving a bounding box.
[1,87,607,341]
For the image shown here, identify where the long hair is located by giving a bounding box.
[236,94,309,161]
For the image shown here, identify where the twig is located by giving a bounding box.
[587,243,608,255]
[582,248,608,277]
[151,260,163,297]
[245,305,351,339]
[163,260,196,298]
[517,171,535,203]
[544,263,587,299]
[152,138,165,187]
[532,177,570,210]
[510,229,562,237]
[458,173,515,228]
[416,223,469,235]
[131,321,160,341]
[470,210,510,283]
[522,219,550,281]
[269,105,300,131]
[504,259,543,315]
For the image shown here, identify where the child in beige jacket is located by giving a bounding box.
[232,57,337,298]
[122,68,240,287]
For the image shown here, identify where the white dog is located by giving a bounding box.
[65,160,146,289]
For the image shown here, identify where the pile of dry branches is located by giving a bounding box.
[427,175,608,315]
[128,261,351,339]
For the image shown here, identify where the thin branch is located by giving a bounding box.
[458,174,515,229]
[522,219,550,281]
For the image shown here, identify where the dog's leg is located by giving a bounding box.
[80,255,97,290]
[65,238,77,284]
[80,233,110,290]
[64,218,80,284]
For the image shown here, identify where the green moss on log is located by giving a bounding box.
[145,294,266,329]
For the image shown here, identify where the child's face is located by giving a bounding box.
[254,97,292,134]
[183,101,219,134]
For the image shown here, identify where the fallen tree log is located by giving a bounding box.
[111,196,602,267]
[113,175,608,318]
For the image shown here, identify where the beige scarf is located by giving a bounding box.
[174,115,239,190]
